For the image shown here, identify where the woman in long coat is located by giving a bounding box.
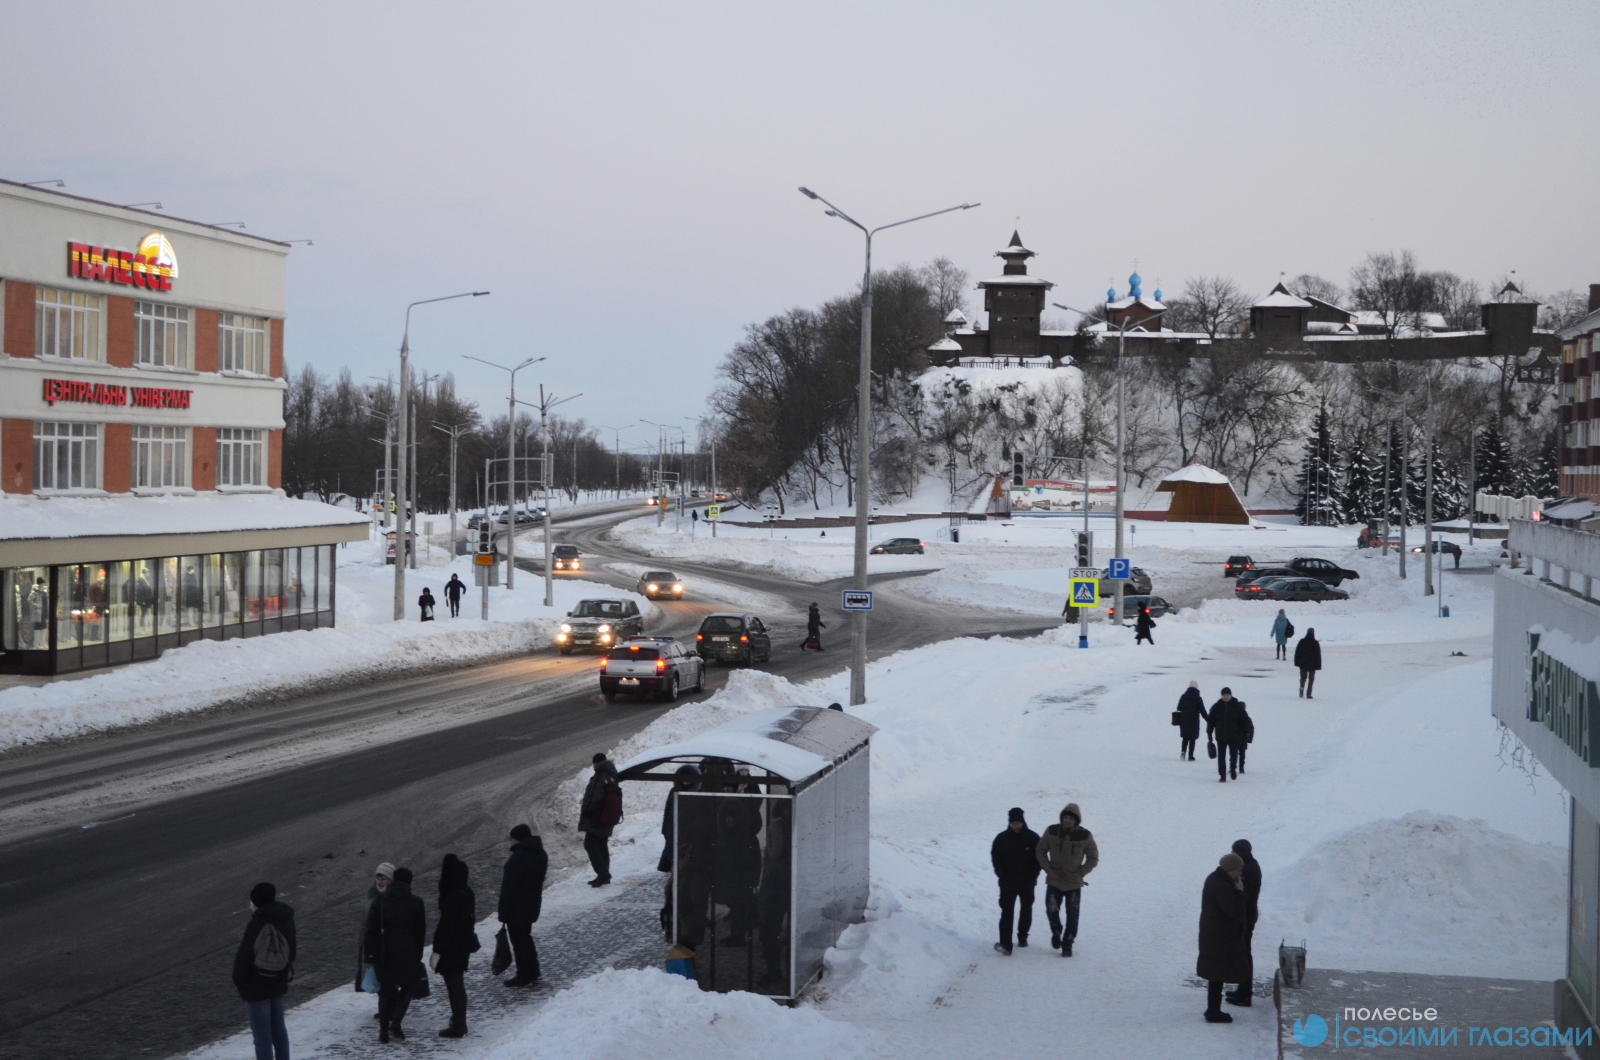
[1175,681,1208,761]
[365,866,426,1042]
[432,854,478,1038]
[1197,852,1251,1023]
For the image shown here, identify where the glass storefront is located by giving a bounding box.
[0,545,337,675]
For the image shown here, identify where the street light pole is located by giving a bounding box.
[433,422,469,557]
[394,291,489,621]
[799,187,978,705]
[598,423,633,498]
[464,354,542,592]
[1108,301,1165,627]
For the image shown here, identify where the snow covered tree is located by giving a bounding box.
[1514,430,1560,498]
[1381,425,1421,525]
[1474,420,1513,495]
[1295,404,1344,525]
[1342,430,1382,525]
[1431,449,1467,521]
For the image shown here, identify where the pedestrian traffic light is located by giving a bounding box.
[1076,531,1092,568]
[1013,451,1025,487]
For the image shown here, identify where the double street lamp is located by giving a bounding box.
[464,355,544,595]
[798,187,979,705]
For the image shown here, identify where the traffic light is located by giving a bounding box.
[1012,450,1025,487]
[478,522,491,555]
[1076,531,1092,568]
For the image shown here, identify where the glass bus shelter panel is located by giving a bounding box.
[673,792,793,998]
[833,749,872,929]
[791,770,840,996]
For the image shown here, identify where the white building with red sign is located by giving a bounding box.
[0,179,364,676]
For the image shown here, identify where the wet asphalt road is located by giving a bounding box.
[0,507,1047,1060]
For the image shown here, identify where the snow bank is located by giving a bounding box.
[1264,813,1565,978]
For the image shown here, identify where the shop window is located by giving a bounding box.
[35,287,103,360]
[158,558,179,636]
[216,428,265,487]
[132,426,189,489]
[263,549,283,620]
[219,313,268,374]
[105,562,133,643]
[244,551,263,623]
[300,548,316,613]
[57,566,87,649]
[221,553,243,626]
[203,554,225,629]
[34,422,100,491]
[2,568,50,651]
[135,301,190,368]
[179,556,203,630]
[281,548,302,616]
[131,559,158,639]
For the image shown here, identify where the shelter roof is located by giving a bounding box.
[616,706,877,785]
[0,491,367,542]
[1156,463,1231,487]
[927,336,964,352]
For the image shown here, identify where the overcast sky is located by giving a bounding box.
[5,0,1597,449]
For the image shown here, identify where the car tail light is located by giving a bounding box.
[696,633,704,641]
[740,634,749,642]
[655,659,667,674]
[599,657,608,672]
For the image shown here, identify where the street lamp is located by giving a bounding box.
[463,354,541,593]
[798,187,979,705]
[516,385,580,607]
[394,291,489,620]
[598,423,635,497]
[643,420,687,529]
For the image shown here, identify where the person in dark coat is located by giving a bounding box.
[355,861,394,1015]
[659,765,701,937]
[1229,839,1262,1007]
[1134,607,1156,645]
[432,854,478,1038]
[418,587,436,621]
[578,754,621,887]
[1197,852,1251,1023]
[1208,688,1253,782]
[233,882,296,1060]
[990,807,1042,954]
[1294,628,1322,698]
[716,771,764,944]
[365,866,426,1042]
[444,573,465,618]
[497,824,547,986]
[802,602,825,650]
[1176,681,1208,760]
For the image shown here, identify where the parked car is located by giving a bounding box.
[1235,575,1301,600]
[636,571,685,600]
[1286,557,1360,586]
[870,537,925,555]
[695,613,771,665]
[1107,594,1176,620]
[1234,566,1300,588]
[551,544,582,571]
[599,637,705,702]
[1224,555,1255,578]
[1411,540,1462,567]
[1099,566,1153,596]
[1260,577,1349,603]
[556,598,644,655]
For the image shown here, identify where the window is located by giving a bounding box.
[35,288,103,360]
[216,428,265,486]
[135,301,190,368]
[219,313,268,373]
[132,425,189,488]
[33,422,99,490]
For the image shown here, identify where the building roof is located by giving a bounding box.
[1353,310,1449,332]
[943,309,969,326]
[616,705,878,785]
[0,178,292,248]
[0,491,368,543]
[996,230,1036,260]
[1558,307,1600,340]
[1303,294,1354,318]
[1106,295,1166,312]
[978,274,1054,289]
[1157,463,1231,486]
[927,336,964,352]
[1254,282,1312,309]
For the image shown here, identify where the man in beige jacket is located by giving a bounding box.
[1036,803,1099,956]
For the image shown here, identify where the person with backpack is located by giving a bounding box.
[1175,680,1208,761]
[418,587,437,622]
[578,753,623,887]
[444,573,466,618]
[233,881,296,1060]
[365,866,426,1043]
[1270,610,1292,660]
[498,824,548,986]
[991,807,1042,955]
[1294,628,1322,698]
[432,854,478,1039]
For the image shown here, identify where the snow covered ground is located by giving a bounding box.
[194,529,1565,1060]
[0,533,652,750]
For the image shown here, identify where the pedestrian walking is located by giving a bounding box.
[578,753,623,887]
[418,587,436,622]
[356,862,395,1013]
[233,882,296,1060]
[801,602,825,651]
[1198,852,1252,1023]
[1207,688,1251,782]
[1134,607,1156,645]
[1294,628,1322,698]
[432,853,479,1038]
[365,866,426,1042]
[1035,803,1098,957]
[1175,680,1208,761]
[498,824,547,986]
[444,573,465,618]
[1230,839,1262,1007]
[1270,610,1292,660]
[659,765,701,937]
[990,807,1042,955]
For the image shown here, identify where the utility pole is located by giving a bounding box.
[464,353,540,592]
[1423,382,1436,597]
[434,422,468,557]
[1109,299,1166,626]
[521,384,580,608]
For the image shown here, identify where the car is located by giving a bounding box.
[556,598,644,654]
[1411,540,1463,565]
[1259,577,1349,603]
[1225,555,1255,578]
[695,613,771,665]
[1099,566,1153,596]
[551,544,582,571]
[870,537,925,555]
[599,637,705,702]
[1234,566,1300,588]
[713,492,729,502]
[1286,557,1360,586]
[1107,594,1176,620]
[1235,575,1300,600]
[636,571,685,600]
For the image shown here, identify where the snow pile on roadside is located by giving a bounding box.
[1263,812,1565,977]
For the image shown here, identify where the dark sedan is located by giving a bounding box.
[1235,566,1300,589]
[870,537,925,555]
[1260,577,1348,602]
[1287,557,1359,586]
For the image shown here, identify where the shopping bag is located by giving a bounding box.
[1206,739,1217,760]
[1170,711,1182,726]
[491,926,513,976]
[411,962,431,998]
[359,964,379,994]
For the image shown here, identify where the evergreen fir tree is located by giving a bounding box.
[1343,430,1380,525]
[1410,441,1466,521]
[1474,421,1513,494]
[1296,404,1345,525]
[1513,430,1560,498]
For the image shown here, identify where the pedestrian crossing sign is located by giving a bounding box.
[1069,577,1099,607]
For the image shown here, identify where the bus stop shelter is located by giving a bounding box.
[616,705,876,1001]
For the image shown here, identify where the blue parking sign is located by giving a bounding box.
[1108,557,1131,580]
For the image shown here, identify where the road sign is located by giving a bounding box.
[1070,567,1099,579]
[707,505,722,519]
[1069,578,1099,608]
[842,590,874,611]
[1108,557,1131,580]
[474,553,494,566]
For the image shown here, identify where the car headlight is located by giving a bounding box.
[560,623,572,632]
[598,624,611,634]
[672,584,683,593]
[600,633,612,642]
[647,583,659,593]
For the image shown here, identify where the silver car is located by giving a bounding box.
[1098,566,1153,596]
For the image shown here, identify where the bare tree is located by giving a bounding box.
[1540,289,1591,331]
[1349,250,1433,339]
[918,257,971,320]
[1167,276,1250,338]
[1290,273,1345,306]
[1423,271,1482,331]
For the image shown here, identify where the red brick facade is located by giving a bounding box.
[105,294,135,368]
[4,281,35,357]
[269,318,284,379]
[193,308,219,373]
[102,423,132,493]
[1,419,32,493]
[191,426,216,491]
[267,428,282,489]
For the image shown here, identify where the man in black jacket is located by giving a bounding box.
[1207,688,1252,782]
[233,882,296,1060]
[990,807,1042,955]
[579,754,620,887]
[498,824,548,986]
[1294,628,1322,698]
[1229,839,1262,1007]
[364,866,426,1043]
[444,573,466,618]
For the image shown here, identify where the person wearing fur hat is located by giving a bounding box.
[234,882,296,1060]
[1035,803,1099,956]
[1198,852,1251,1023]
[990,807,1042,955]
[365,866,426,1042]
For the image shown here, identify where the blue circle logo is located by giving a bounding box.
[1294,1014,1329,1047]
